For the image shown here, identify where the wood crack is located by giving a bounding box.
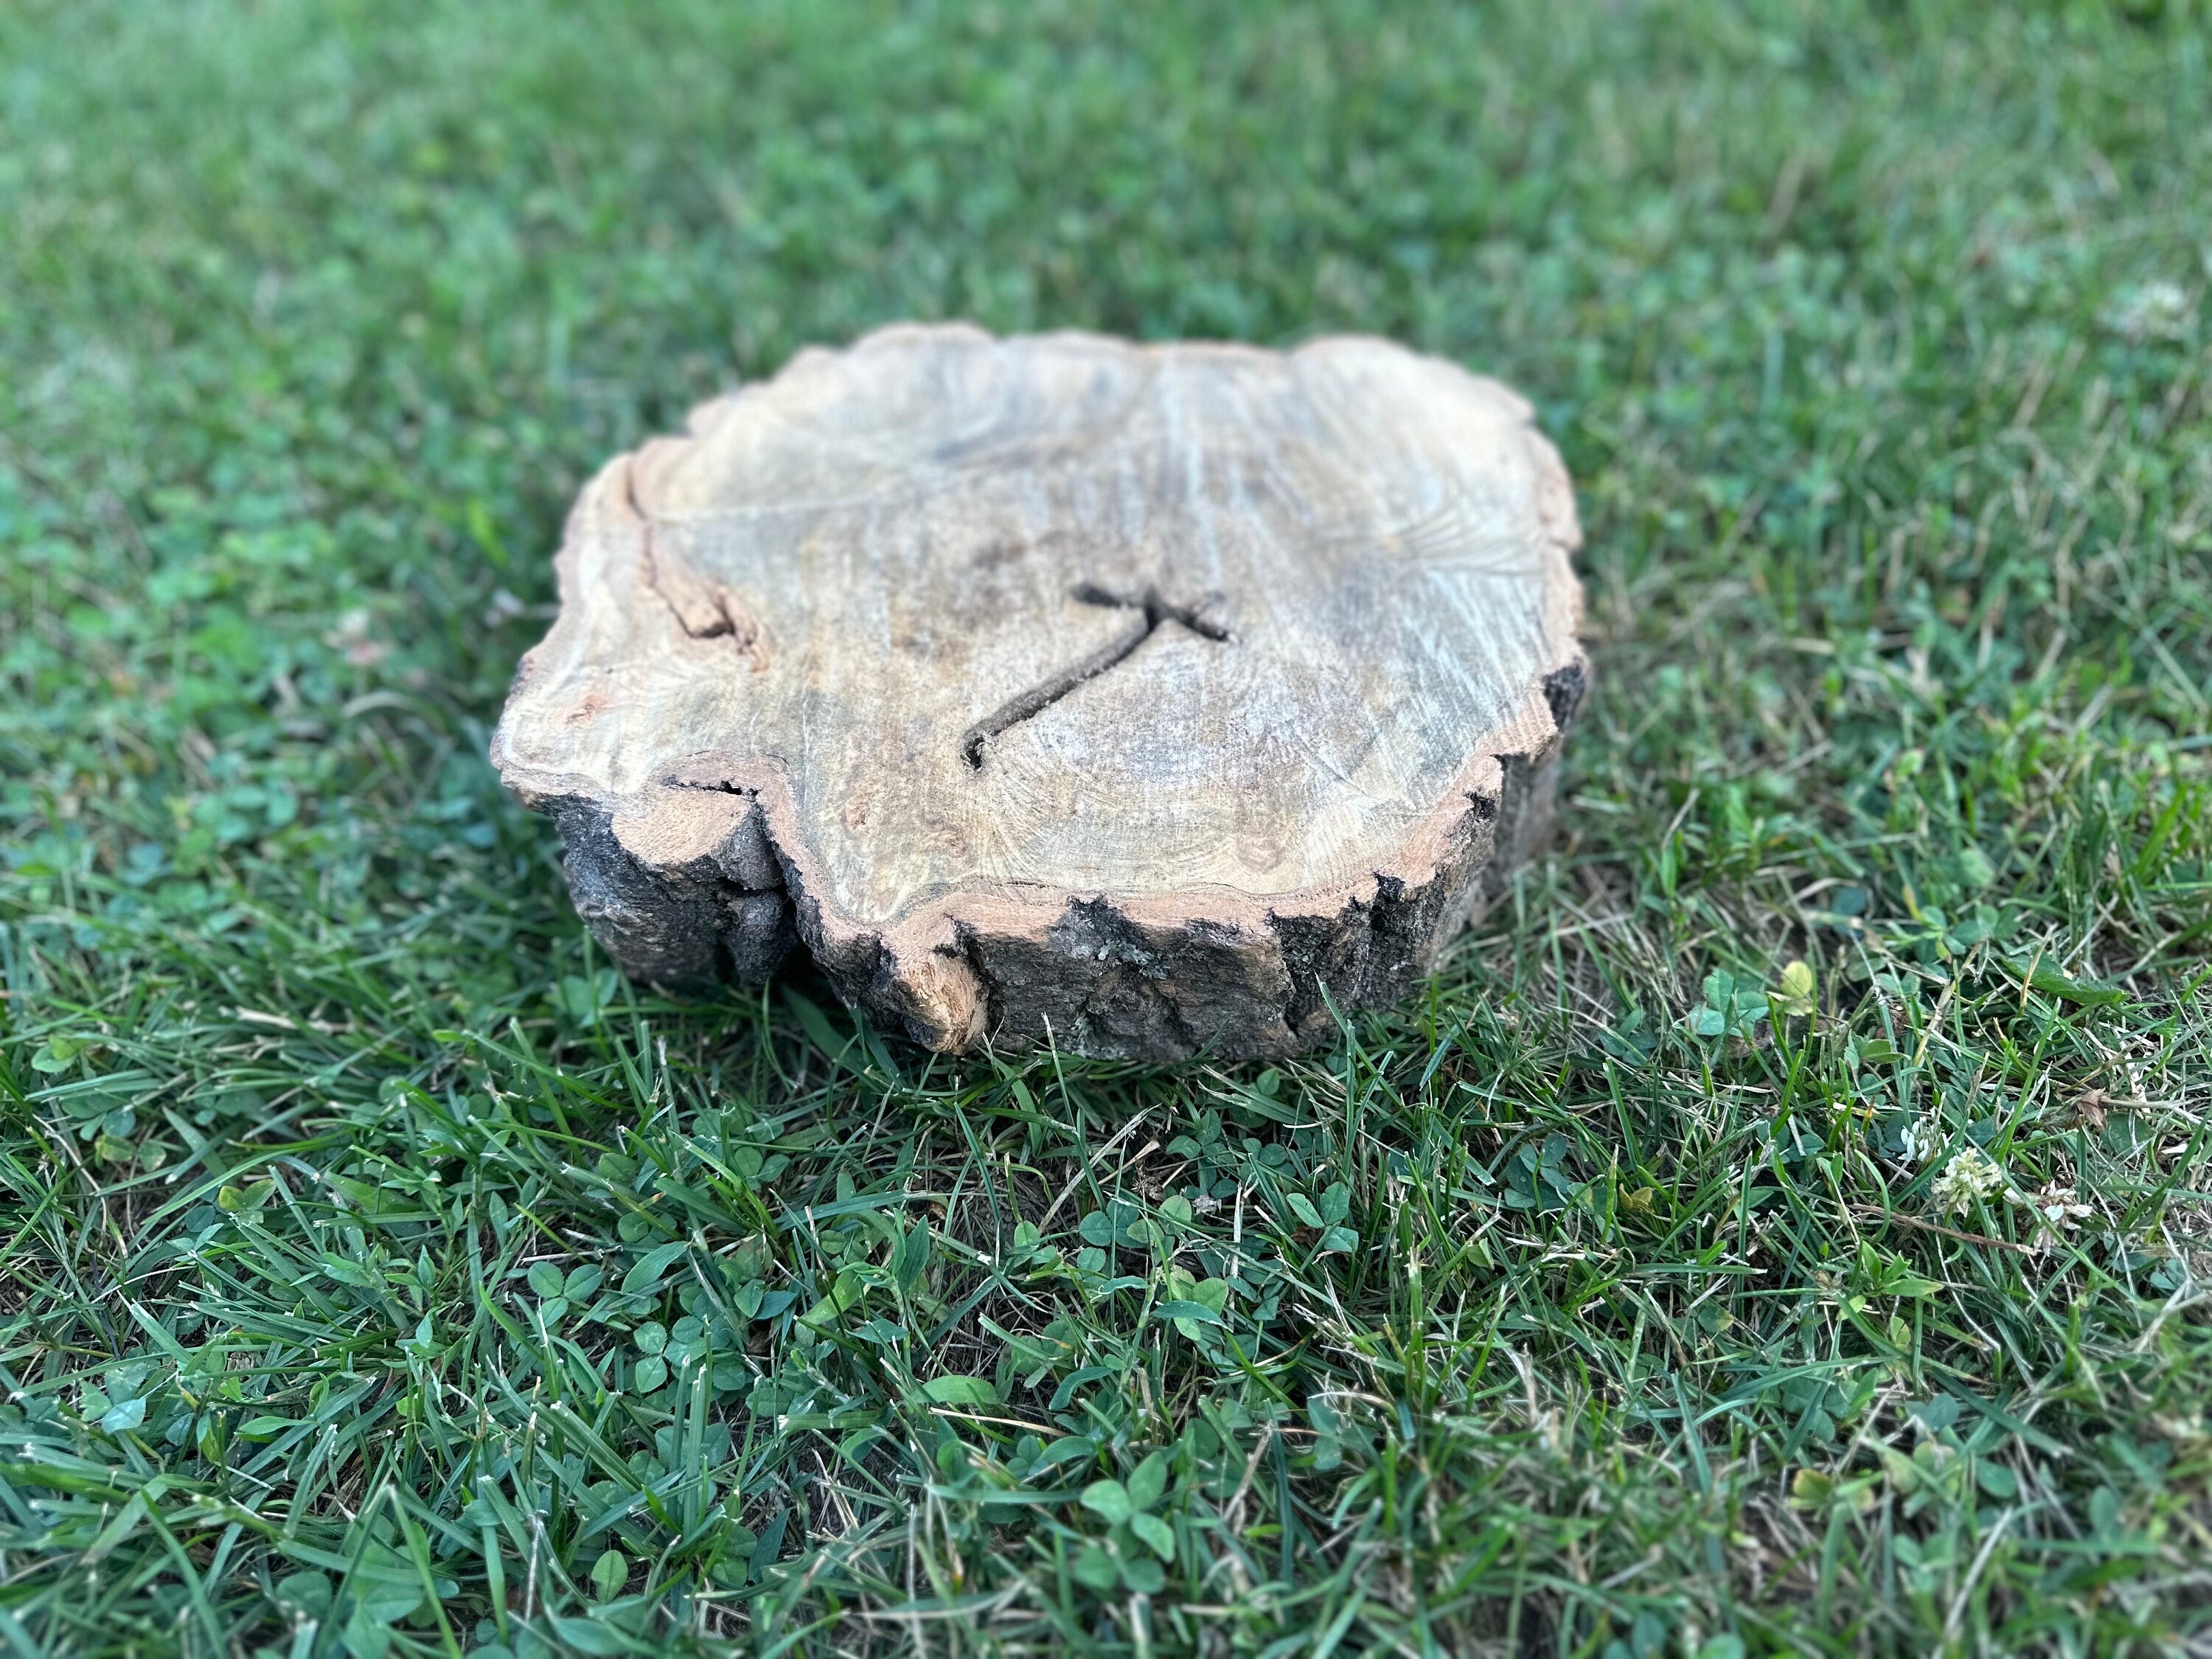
[631,464,770,665]
[959,582,1228,769]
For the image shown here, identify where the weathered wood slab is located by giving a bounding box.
[493,324,1585,1060]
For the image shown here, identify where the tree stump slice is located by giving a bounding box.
[493,324,1586,1060]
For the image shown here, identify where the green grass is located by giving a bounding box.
[3,1,2210,1653]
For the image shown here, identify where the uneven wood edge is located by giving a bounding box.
[507,647,1582,1060]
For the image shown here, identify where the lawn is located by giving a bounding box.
[3,1,2210,1654]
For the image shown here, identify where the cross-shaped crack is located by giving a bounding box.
[960,582,1231,769]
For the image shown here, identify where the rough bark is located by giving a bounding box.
[493,324,1587,1060]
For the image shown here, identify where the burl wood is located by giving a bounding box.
[493,324,1585,1060]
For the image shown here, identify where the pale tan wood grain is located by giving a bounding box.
[493,324,1586,1060]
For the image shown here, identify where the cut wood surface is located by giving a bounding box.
[493,324,1586,1060]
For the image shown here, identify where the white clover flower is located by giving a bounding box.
[2011,1179,2092,1245]
[1898,1116,1942,1169]
[2101,279,2191,341]
[1932,1147,2003,1217]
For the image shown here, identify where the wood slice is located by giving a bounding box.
[493,324,1586,1060]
